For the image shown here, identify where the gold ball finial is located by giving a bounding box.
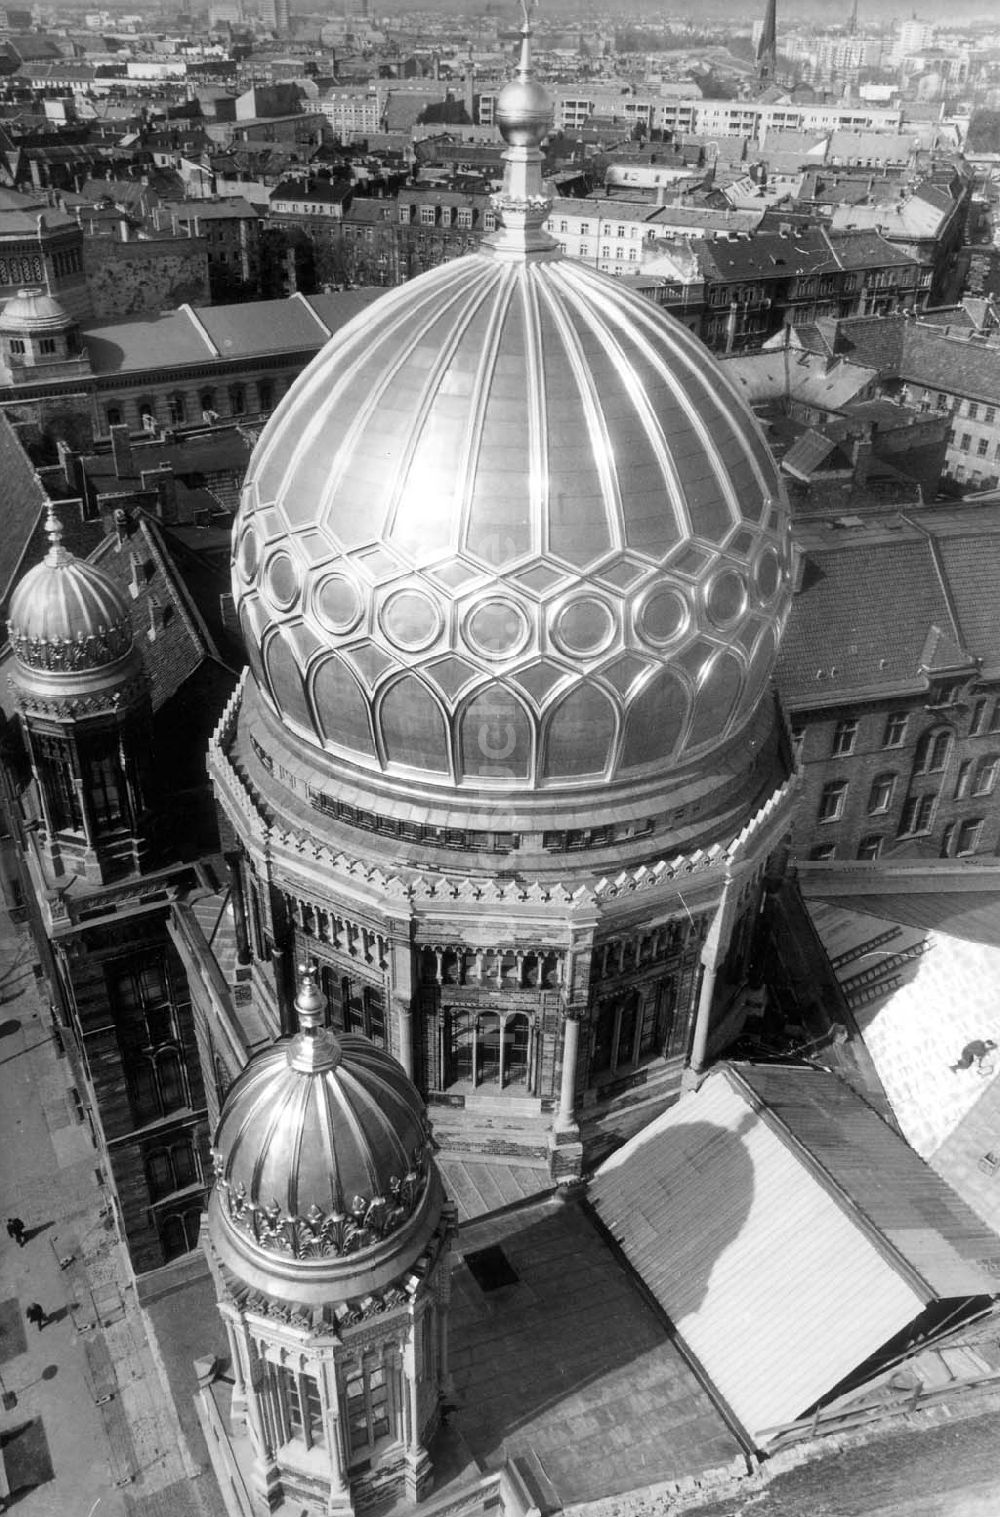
[496,7,552,149]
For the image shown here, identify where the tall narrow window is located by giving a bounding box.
[867,773,895,813]
[831,718,858,756]
[88,745,124,830]
[346,1360,393,1458]
[883,712,907,747]
[818,780,848,822]
[914,728,951,773]
[277,1367,325,1448]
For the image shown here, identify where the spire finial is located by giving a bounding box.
[488,2,557,261]
[288,961,342,1073]
[43,500,70,566]
[295,961,326,1032]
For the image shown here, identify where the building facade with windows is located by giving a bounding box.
[813,309,1000,494]
[0,504,234,1280]
[776,504,1000,863]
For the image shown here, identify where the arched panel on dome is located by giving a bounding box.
[379,675,451,774]
[619,669,689,771]
[239,603,268,694]
[263,632,314,736]
[310,654,376,757]
[465,280,533,568]
[458,685,532,782]
[739,627,777,723]
[687,651,743,751]
[536,287,615,571]
[542,683,616,780]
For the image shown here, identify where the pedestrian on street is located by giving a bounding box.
[6,1216,26,1247]
[25,1302,46,1332]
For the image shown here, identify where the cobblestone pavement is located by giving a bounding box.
[0,911,223,1517]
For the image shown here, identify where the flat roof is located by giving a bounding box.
[449,1193,742,1502]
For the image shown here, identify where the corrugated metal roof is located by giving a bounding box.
[589,1065,998,1443]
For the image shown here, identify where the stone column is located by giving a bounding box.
[549,1009,584,1182]
[226,851,252,966]
[556,1012,581,1129]
[682,872,739,1093]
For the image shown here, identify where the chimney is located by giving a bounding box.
[109,423,133,480]
[141,465,178,525]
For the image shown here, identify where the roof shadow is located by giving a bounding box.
[447,1155,753,1504]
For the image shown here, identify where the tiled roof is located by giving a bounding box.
[0,410,48,613]
[589,1063,998,1445]
[777,505,1000,700]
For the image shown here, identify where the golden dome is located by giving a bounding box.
[8,506,138,692]
[209,969,442,1305]
[230,25,791,819]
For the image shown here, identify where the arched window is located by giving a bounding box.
[229,383,246,415]
[139,400,156,432]
[106,405,122,429]
[87,743,125,831]
[156,1049,187,1114]
[146,1149,175,1201]
[867,773,895,814]
[258,379,273,412]
[158,1206,201,1261]
[914,727,952,774]
[167,392,186,425]
[35,733,82,833]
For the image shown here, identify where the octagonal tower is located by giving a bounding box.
[205,968,454,1515]
[207,20,797,1179]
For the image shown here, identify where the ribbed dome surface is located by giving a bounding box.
[234,254,790,793]
[8,547,134,673]
[0,288,73,333]
[212,1028,434,1267]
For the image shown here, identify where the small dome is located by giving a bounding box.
[8,510,134,675]
[0,288,73,335]
[209,970,442,1304]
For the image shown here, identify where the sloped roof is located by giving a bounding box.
[589,1064,999,1444]
[721,349,877,411]
[802,894,1000,1229]
[777,505,1000,701]
[782,427,840,477]
[80,289,386,374]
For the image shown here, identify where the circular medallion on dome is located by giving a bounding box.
[380,588,442,652]
[636,587,689,649]
[706,569,747,629]
[265,551,300,612]
[552,596,616,657]
[313,572,363,635]
[753,548,781,604]
[236,526,259,584]
[466,598,530,660]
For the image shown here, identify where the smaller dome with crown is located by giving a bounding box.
[0,288,73,335]
[7,506,135,678]
[209,967,443,1306]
